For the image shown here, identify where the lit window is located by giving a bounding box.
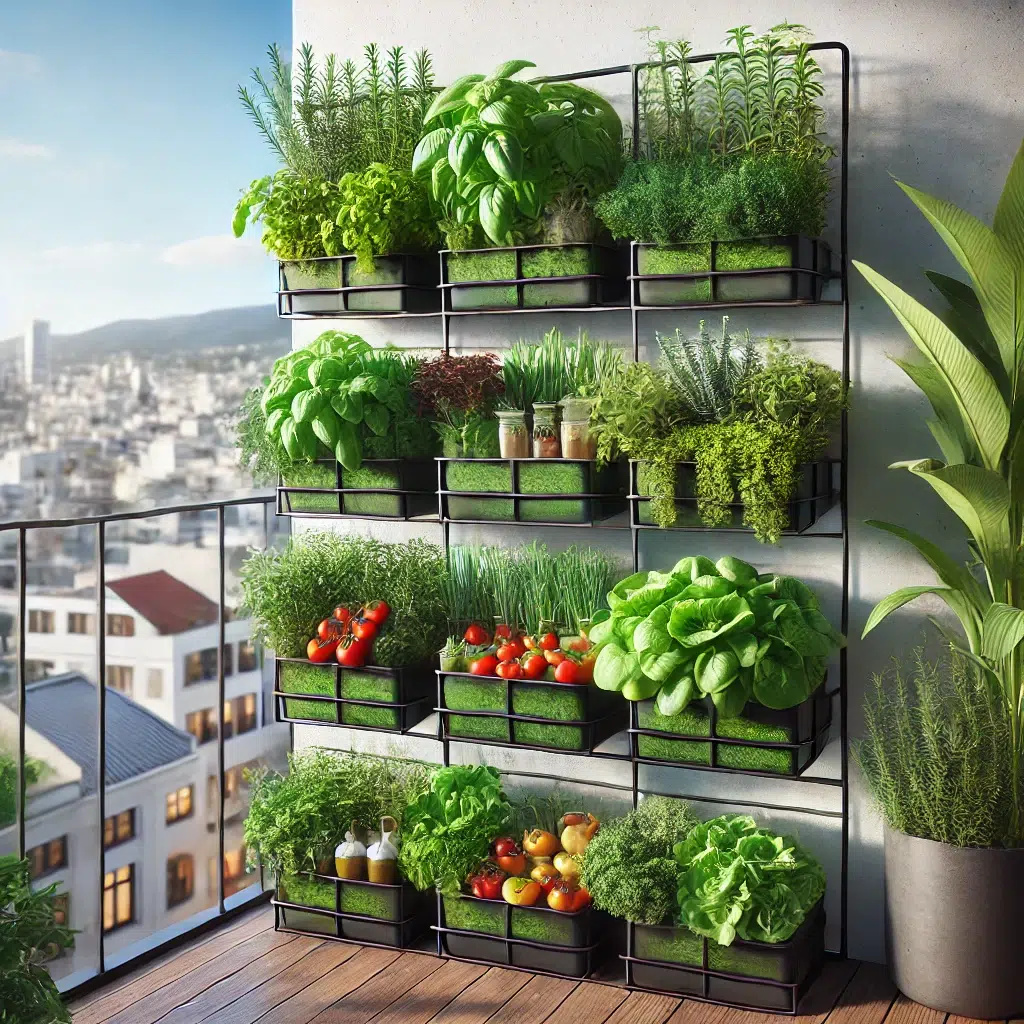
[102,864,134,932]
[146,668,164,699]
[222,698,234,740]
[165,785,194,824]
[103,809,135,848]
[67,613,95,635]
[238,641,258,673]
[28,610,54,634]
[106,614,135,637]
[235,694,258,735]
[27,836,67,879]
[166,854,194,908]
[184,709,217,744]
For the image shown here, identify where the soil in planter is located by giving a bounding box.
[339,884,394,920]
[279,662,336,723]
[280,874,335,911]
[634,926,704,967]
[446,462,514,521]
[339,465,402,517]
[636,703,711,764]
[511,908,576,945]
[282,462,339,514]
[443,895,505,936]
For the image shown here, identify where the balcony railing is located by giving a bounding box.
[0,495,286,998]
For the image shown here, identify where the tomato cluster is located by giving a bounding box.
[458,623,595,684]
[306,601,391,668]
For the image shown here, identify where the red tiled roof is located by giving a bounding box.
[106,570,219,635]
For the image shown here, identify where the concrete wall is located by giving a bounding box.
[290,0,1024,962]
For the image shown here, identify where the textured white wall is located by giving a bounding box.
[290,0,1024,962]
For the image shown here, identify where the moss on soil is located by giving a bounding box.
[279,662,336,723]
[708,942,787,981]
[716,241,793,271]
[341,671,398,703]
[447,714,511,742]
[510,907,576,945]
[282,462,339,513]
[339,883,395,920]
[522,247,593,279]
[279,874,336,911]
[444,677,505,712]
[634,925,704,966]
[341,703,401,729]
[514,721,584,750]
[511,684,585,722]
[443,895,505,935]
[640,245,712,303]
[340,465,402,517]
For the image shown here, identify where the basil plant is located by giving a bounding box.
[590,556,843,717]
[411,59,622,247]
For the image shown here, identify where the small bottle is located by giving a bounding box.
[532,403,561,458]
[335,825,367,880]
[367,816,399,885]
[497,410,530,459]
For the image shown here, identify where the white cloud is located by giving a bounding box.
[0,137,54,160]
[160,233,265,268]
[0,49,42,76]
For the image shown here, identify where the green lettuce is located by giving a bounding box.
[673,814,826,945]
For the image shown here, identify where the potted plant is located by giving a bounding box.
[594,26,832,306]
[232,43,441,314]
[411,60,623,310]
[589,555,843,776]
[239,533,447,729]
[854,139,1024,1018]
[591,320,844,543]
[0,856,75,1024]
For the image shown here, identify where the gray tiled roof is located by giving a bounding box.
[25,673,195,793]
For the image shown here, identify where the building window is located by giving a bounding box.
[222,698,233,740]
[184,645,232,685]
[146,668,164,699]
[166,854,194,909]
[223,766,241,800]
[238,640,258,673]
[235,694,258,735]
[103,864,134,933]
[166,785,194,824]
[105,664,134,695]
[224,847,248,897]
[28,610,54,634]
[104,809,135,849]
[27,836,68,880]
[185,708,217,745]
[106,614,135,637]
[67,612,95,635]
[25,660,55,683]
[44,893,70,960]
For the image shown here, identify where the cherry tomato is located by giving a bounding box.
[496,661,523,679]
[494,623,512,640]
[546,881,575,913]
[351,617,378,641]
[333,606,352,625]
[496,643,518,663]
[492,837,519,858]
[470,654,499,676]
[362,600,391,625]
[521,653,546,679]
[523,636,537,650]
[316,618,335,641]
[554,659,582,684]
[307,637,339,663]
[464,623,492,646]
[538,632,559,651]
[543,649,566,666]
[337,636,371,667]
[577,655,596,683]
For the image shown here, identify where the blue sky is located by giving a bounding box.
[0,0,291,337]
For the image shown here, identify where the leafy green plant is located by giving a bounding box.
[855,139,1024,840]
[580,796,699,924]
[0,856,74,1024]
[590,555,842,717]
[240,532,447,664]
[0,753,43,830]
[854,648,1016,848]
[398,765,511,893]
[412,60,622,248]
[674,814,825,945]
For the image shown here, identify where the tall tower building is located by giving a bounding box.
[24,319,50,386]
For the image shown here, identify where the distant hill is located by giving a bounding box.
[0,305,289,366]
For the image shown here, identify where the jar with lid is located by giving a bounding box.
[559,396,596,460]
[496,410,530,459]
[532,403,561,458]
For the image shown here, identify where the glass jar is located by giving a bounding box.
[532,403,561,458]
[559,396,596,459]
[497,410,530,459]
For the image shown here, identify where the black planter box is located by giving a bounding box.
[439,458,627,526]
[629,686,833,777]
[441,244,625,311]
[435,891,598,978]
[273,871,432,949]
[274,657,434,733]
[630,237,832,307]
[438,670,624,754]
[279,458,438,520]
[624,900,825,1013]
[278,253,440,316]
[630,460,838,534]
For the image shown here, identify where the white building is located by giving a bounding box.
[23,319,50,387]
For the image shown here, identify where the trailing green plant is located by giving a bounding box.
[398,765,511,893]
[580,796,699,924]
[244,749,430,876]
[590,555,843,717]
[658,317,761,422]
[411,59,622,248]
[674,814,826,945]
[854,647,1017,848]
[855,139,1024,840]
[411,353,504,456]
[0,753,43,830]
[0,855,75,1024]
[239,532,447,664]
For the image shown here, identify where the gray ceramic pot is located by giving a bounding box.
[884,824,1024,1018]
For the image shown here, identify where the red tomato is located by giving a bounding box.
[467,864,506,900]
[521,653,546,679]
[543,649,566,666]
[332,606,352,625]
[554,659,582,684]
[307,637,339,663]
[337,636,371,667]
[496,643,517,663]
[464,623,492,646]
[546,882,575,913]
[496,661,523,679]
[470,654,499,676]
[363,600,391,625]
[497,852,527,875]
[572,886,592,911]
[351,617,378,641]
[492,837,519,858]
[494,623,512,640]
[577,655,596,683]
[523,635,537,650]
[538,632,559,651]
[316,618,334,641]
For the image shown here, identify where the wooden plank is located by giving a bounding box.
[946,1017,1006,1024]
[255,946,402,1024]
[482,975,579,1024]
[792,959,862,1022]
[426,967,532,1024]
[190,940,358,1024]
[603,991,681,1024]
[359,959,489,1024]
[71,908,277,1024]
[538,980,628,1024]
[310,951,444,1024]
[880,996,944,1024]
[665,1002,751,1024]
[823,963,896,1024]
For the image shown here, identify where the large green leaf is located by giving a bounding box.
[412,127,453,177]
[448,126,486,177]
[311,405,340,448]
[423,74,485,124]
[486,59,536,81]
[668,595,755,648]
[478,100,519,129]
[862,584,963,637]
[633,604,672,655]
[890,356,977,464]
[335,421,361,472]
[695,648,739,694]
[483,131,523,183]
[981,602,1024,661]
[431,158,456,205]
[639,646,687,683]
[593,643,639,693]
[855,260,1009,472]
[478,182,516,245]
[994,140,1024,270]
[291,388,324,424]
[657,670,698,717]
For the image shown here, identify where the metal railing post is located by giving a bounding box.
[217,507,226,913]
[96,520,107,973]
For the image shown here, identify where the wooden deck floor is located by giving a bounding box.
[66,904,1000,1024]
